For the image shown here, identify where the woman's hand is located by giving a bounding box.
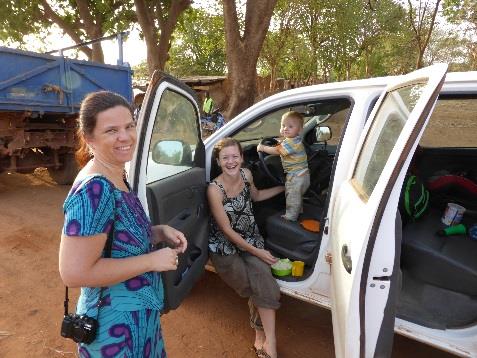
[254,248,278,265]
[148,247,179,272]
[152,225,188,253]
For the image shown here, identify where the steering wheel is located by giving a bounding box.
[258,137,285,185]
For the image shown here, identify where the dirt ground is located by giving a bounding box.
[0,170,457,358]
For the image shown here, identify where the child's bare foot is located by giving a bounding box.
[281,214,296,221]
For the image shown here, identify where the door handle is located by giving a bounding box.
[341,244,352,274]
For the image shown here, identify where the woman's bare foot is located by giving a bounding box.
[254,329,266,351]
[261,339,277,358]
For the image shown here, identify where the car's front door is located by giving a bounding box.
[129,71,208,311]
[328,64,448,357]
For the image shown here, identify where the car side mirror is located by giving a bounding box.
[316,126,332,142]
[151,140,192,165]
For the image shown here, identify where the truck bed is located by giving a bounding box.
[0,46,133,113]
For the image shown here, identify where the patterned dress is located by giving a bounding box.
[208,169,264,255]
[62,175,166,358]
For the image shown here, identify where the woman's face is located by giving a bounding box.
[87,105,137,165]
[217,144,243,176]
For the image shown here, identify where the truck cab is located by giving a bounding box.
[130,64,477,357]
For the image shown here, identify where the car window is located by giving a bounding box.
[352,82,426,199]
[146,89,199,184]
[232,100,350,146]
[233,108,291,144]
[420,98,477,148]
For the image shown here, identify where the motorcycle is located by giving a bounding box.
[200,108,225,136]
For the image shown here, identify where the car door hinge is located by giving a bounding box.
[325,252,332,265]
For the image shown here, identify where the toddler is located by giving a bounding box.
[257,111,310,221]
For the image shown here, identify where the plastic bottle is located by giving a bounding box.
[436,223,467,237]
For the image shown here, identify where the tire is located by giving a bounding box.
[48,153,79,185]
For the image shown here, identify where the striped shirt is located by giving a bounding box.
[277,136,309,175]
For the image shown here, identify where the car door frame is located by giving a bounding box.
[327,64,448,358]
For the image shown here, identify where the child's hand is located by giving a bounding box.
[257,143,263,152]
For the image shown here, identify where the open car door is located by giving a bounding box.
[328,64,448,357]
[129,71,208,311]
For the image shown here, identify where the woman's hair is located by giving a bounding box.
[75,91,133,167]
[212,137,243,161]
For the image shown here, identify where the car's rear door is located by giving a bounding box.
[328,64,448,357]
[129,71,208,311]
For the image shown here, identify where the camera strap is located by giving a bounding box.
[63,223,114,317]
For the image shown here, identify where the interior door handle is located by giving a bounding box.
[341,244,352,274]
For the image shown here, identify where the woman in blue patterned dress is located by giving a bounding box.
[207,138,285,358]
[59,91,187,357]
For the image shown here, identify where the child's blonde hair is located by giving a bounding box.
[282,111,304,128]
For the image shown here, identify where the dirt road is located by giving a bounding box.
[0,171,454,357]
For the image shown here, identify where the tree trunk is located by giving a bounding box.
[408,0,441,70]
[40,0,93,60]
[134,0,160,74]
[75,0,104,63]
[135,0,190,75]
[227,59,258,118]
[223,0,277,119]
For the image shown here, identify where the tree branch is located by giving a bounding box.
[75,0,98,34]
[422,0,441,52]
[135,0,158,44]
[243,0,277,56]
[223,0,243,51]
[39,0,92,59]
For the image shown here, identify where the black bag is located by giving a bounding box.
[399,175,429,223]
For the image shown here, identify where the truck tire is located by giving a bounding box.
[48,154,79,185]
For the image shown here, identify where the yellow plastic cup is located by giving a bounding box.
[292,261,304,277]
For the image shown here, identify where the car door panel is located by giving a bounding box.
[328,64,448,357]
[146,168,209,311]
[130,71,208,312]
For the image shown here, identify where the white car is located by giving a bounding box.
[129,64,477,357]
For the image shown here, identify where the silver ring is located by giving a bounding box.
[175,256,179,265]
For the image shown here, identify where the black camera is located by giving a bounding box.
[61,314,98,344]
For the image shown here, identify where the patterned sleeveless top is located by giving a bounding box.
[208,169,264,255]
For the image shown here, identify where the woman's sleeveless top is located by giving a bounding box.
[208,169,264,255]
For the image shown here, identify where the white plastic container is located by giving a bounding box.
[441,203,466,226]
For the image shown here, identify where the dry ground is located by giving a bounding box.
[0,170,456,357]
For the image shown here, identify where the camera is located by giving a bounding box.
[61,314,98,344]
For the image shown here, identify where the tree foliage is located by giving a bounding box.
[443,0,477,69]
[258,0,413,86]
[166,8,226,77]
[0,0,134,62]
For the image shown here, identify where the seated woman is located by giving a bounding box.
[207,138,285,358]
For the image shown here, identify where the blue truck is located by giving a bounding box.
[0,45,133,184]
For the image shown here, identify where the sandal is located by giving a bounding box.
[256,348,272,358]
